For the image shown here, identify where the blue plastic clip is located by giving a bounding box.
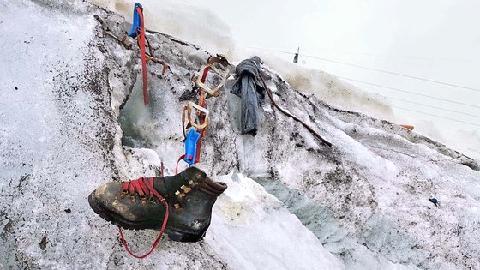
[184,128,201,166]
[128,3,143,38]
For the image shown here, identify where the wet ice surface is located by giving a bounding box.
[254,178,420,270]
[2,1,480,269]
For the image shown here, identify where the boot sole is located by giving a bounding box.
[166,228,206,243]
[88,193,205,242]
[88,193,159,230]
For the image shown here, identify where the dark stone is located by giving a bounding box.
[39,236,47,250]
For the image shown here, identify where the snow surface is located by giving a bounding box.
[207,173,343,270]
[2,1,480,270]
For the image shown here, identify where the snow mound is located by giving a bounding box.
[206,173,344,270]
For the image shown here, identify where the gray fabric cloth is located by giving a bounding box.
[231,57,265,135]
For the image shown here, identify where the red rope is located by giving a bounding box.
[118,177,169,259]
[136,7,149,105]
[200,66,211,82]
[175,154,186,175]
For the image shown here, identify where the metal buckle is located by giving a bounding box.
[194,56,232,97]
[182,101,209,132]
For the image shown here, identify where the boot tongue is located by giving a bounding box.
[200,179,227,196]
[182,166,207,183]
[153,167,206,197]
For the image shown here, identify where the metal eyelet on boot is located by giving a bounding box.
[175,189,187,201]
[181,185,192,193]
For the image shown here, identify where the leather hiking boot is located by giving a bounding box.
[88,167,227,242]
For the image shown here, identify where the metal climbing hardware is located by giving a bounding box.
[193,56,232,163]
[195,56,231,97]
[178,102,208,171]
[176,56,232,171]
[183,101,209,131]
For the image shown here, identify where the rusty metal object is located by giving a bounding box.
[400,124,415,131]
[194,55,232,97]
[181,101,209,140]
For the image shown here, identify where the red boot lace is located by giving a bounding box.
[118,177,169,259]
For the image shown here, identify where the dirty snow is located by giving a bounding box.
[206,173,343,270]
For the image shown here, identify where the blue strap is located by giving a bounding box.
[128,3,143,38]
